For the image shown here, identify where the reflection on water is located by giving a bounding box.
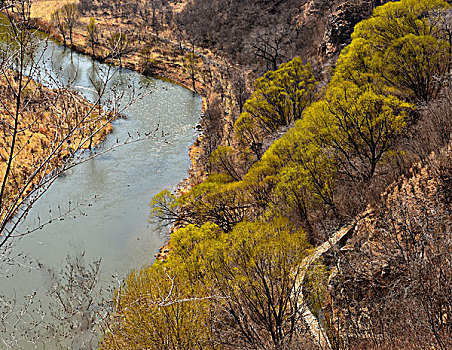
[1,37,201,301]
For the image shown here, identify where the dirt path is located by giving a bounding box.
[298,210,372,349]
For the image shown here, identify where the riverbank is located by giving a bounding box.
[30,5,240,174]
[28,0,249,262]
[0,71,113,225]
[29,2,232,186]
[0,32,204,345]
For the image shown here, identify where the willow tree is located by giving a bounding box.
[381,34,451,102]
[303,82,410,181]
[334,0,451,102]
[151,174,249,232]
[234,57,317,158]
[101,261,217,350]
[103,219,314,349]
[183,52,201,92]
[50,8,66,44]
[240,124,338,227]
[60,3,79,46]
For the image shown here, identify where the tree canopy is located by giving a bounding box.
[102,218,312,349]
[234,57,317,157]
[334,0,451,102]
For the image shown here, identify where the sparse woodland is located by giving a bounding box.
[111,0,452,349]
[1,0,451,349]
[0,1,116,249]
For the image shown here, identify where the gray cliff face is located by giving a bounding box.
[317,1,392,63]
[177,0,393,72]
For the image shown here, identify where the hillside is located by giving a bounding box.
[115,1,452,348]
[330,140,452,349]
[17,0,452,348]
[177,0,388,72]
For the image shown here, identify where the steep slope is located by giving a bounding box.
[177,0,391,72]
[326,141,452,349]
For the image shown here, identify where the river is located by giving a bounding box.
[0,30,202,346]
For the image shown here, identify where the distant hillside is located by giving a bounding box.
[176,0,390,73]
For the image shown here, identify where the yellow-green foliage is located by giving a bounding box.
[209,145,242,181]
[209,217,311,297]
[335,0,451,101]
[86,17,98,55]
[183,52,202,72]
[102,219,311,349]
[149,189,180,223]
[207,79,409,225]
[101,262,217,350]
[169,222,224,283]
[170,218,310,291]
[242,124,337,222]
[183,52,202,90]
[151,0,450,233]
[302,81,410,180]
[151,174,250,231]
[180,174,249,231]
[234,57,317,149]
[206,218,311,348]
[243,83,410,222]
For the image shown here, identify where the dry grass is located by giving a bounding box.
[0,72,112,222]
[30,0,78,20]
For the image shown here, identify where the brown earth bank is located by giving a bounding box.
[0,71,113,225]
[30,0,398,190]
[26,0,406,261]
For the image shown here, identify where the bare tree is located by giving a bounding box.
[107,31,129,68]
[60,3,80,47]
[230,69,250,114]
[86,17,99,57]
[51,7,67,45]
[0,0,148,253]
[0,251,110,349]
[51,3,80,47]
[184,52,201,92]
[0,1,155,347]
[137,0,152,41]
[250,26,289,71]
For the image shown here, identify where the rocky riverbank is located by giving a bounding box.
[27,0,243,262]
[30,0,239,187]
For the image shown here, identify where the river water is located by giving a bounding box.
[1,35,201,311]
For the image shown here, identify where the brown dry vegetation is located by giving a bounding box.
[29,0,76,20]
[326,141,452,349]
[31,0,223,91]
[0,71,112,224]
